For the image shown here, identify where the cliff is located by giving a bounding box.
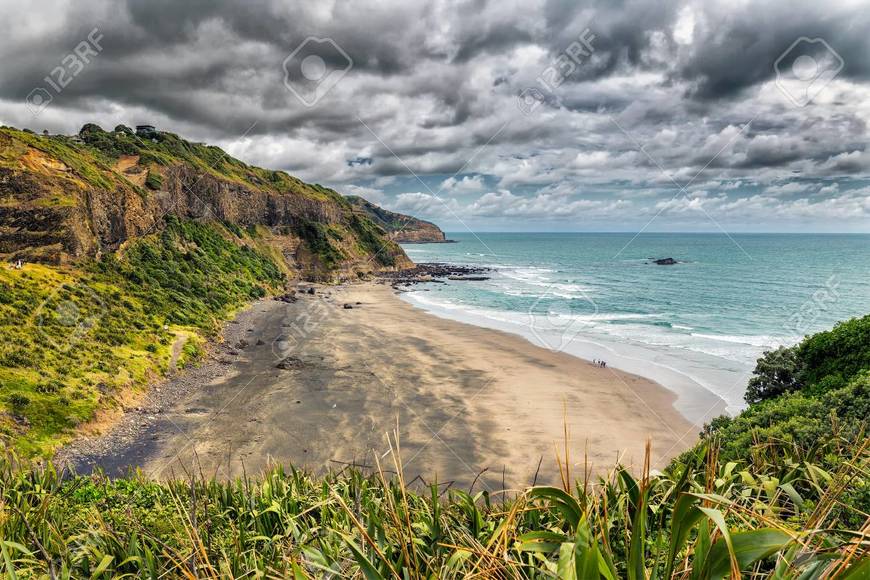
[346,196,448,243]
[0,124,412,279]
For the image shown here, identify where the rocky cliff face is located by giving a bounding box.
[0,125,412,279]
[347,196,448,243]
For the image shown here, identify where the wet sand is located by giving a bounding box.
[59,283,702,491]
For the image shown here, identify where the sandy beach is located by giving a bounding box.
[61,282,700,491]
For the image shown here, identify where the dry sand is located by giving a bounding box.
[63,283,700,492]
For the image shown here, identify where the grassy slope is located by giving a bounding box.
[5,124,337,204]
[0,122,412,454]
[0,217,285,456]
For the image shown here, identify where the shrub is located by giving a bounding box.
[703,371,870,465]
[744,345,803,404]
[5,393,30,414]
[798,314,870,390]
[144,170,163,190]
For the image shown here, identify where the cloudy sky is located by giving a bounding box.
[2,0,869,232]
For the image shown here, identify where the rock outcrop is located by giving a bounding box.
[346,195,449,243]
[0,125,413,279]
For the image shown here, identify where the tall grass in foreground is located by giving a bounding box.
[1,434,867,578]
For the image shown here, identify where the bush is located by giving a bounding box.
[798,314,870,390]
[703,371,870,464]
[144,170,163,190]
[744,345,803,404]
[5,393,30,414]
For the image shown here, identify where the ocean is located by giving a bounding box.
[399,233,870,423]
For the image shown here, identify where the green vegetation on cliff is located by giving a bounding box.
[0,121,414,455]
[0,124,410,274]
[0,218,284,456]
[700,314,870,468]
[347,195,447,243]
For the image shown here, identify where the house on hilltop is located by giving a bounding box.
[135,124,157,137]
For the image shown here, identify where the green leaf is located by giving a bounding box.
[698,506,737,577]
[289,560,309,580]
[445,549,472,572]
[528,487,582,529]
[517,531,569,553]
[628,485,649,580]
[779,482,805,510]
[707,529,792,579]
[664,493,705,578]
[340,534,387,580]
[90,555,114,579]
[573,517,602,580]
[691,518,711,580]
[557,543,578,580]
[0,541,19,580]
[838,555,870,579]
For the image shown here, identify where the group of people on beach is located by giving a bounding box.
[592,358,607,368]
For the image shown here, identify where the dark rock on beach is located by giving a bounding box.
[380,262,492,288]
[651,257,679,265]
[274,292,298,303]
[276,356,307,370]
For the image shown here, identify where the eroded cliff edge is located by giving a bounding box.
[347,195,449,243]
[0,124,412,280]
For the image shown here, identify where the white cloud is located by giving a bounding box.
[439,174,486,194]
[763,182,810,195]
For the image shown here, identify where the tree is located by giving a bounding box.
[79,123,105,135]
[744,345,803,404]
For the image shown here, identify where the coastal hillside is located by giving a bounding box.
[0,124,411,277]
[0,123,416,455]
[347,195,448,243]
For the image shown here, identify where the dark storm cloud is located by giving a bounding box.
[677,5,870,100]
[0,0,868,230]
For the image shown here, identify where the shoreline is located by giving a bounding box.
[397,288,732,425]
[58,281,702,490]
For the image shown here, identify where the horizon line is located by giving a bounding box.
[436,230,870,235]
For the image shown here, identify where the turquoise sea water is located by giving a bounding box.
[399,233,870,423]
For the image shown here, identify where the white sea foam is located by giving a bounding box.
[396,232,870,420]
[400,290,746,419]
[690,333,800,348]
